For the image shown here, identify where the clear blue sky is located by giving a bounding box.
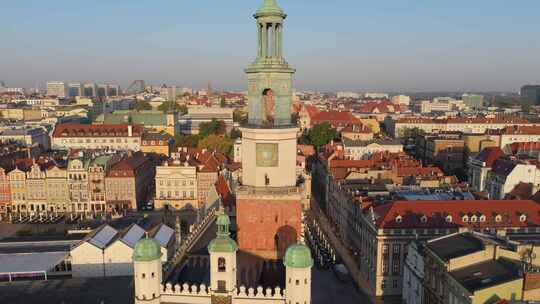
[1,0,539,92]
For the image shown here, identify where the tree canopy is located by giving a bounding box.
[302,122,337,148]
[158,101,187,114]
[199,119,223,137]
[173,134,200,149]
[198,134,233,157]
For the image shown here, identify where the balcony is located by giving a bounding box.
[236,185,303,199]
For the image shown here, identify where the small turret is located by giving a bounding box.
[208,212,238,295]
[284,243,313,304]
[133,236,163,304]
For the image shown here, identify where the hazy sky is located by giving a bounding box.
[1,0,539,92]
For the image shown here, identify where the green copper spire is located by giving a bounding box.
[208,213,238,253]
[255,0,285,17]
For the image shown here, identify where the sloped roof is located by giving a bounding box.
[369,199,540,229]
[53,123,142,138]
[475,147,504,167]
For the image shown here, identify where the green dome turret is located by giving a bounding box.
[255,0,285,18]
[208,212,238,253]
[284,243,313,268]
[133,237,162,262]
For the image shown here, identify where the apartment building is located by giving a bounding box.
[154,160,198,210]
[52,123,142,151]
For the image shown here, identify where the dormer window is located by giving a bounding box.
[395,215,402,223]
[495,214,502,222]
[520,214,527,222]
[479,215,486,222]
[420,215,427,223]
[445,215,453,223]
[462,215,469,222]
[470,215,478,222]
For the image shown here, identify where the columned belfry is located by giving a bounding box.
[246,0,295,127]
[238,0,302,260]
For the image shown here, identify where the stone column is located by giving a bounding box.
[272,23,278,58]
[277,24,283,59]
[257,23,263,58]
[262,23,268,58]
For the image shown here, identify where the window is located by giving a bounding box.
[382,279,386,289]
[462,215,469,222]
[470,215,477,222]
[218,257,226,272]
[495,214,502,222]
[395,215,402,223]
[445,215,452,223]
[420,215,427,223]
[151,272,155,278]
[142,273,146,279]
[393,280,398,288]
[479,215,486,222]
[217,280,226,292]
[295,280,300,286]
[520,214,527,222]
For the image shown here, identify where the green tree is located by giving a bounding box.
[308,122,337,147]
[199,119,222,137]
[198,134,233,157]
[135,100,152,111]
[400,127,425,144]
[158,101,188,114]
[173,134,200,149]
[229,128,242,140]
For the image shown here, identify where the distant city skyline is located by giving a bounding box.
[1,0,539,92]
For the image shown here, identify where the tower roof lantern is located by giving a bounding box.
[255,0,286,18]
[208,212,238,253]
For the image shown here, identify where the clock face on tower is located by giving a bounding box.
[256,143,279,167]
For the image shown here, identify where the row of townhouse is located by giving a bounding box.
[385,115,533,138]
[311,146,540,301]
[0,151,157,216]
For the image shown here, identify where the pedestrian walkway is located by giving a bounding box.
[308,198,382,304]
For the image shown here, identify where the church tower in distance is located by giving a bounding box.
[237,0,302,260]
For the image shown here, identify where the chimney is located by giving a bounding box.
[128,125,133,137]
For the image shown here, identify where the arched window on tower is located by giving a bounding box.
[218,257,226,272]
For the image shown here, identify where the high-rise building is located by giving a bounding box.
[83,83,96,97]
[68,82,82,97]
[46,81,67,98]
[97,84,107,97]
[462,93,484,109]
[237,0,303,260]
[107,84,120,97]
[520,85,540,105]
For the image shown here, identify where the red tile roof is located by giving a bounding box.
[475,147,504,167]
[53,124,142,138]
[311,111,360,128]
[509,142,540,154]
[508,182,534,199]
[359,101,400,114]
[501,125,540,135]
[370,199,540,229]
[108,152,150,177]
[215,175,235,208]
[397,166,443,177]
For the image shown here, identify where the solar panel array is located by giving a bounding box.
[122,225,145,248]
[89,225,118,249]
[154,225,174,247]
